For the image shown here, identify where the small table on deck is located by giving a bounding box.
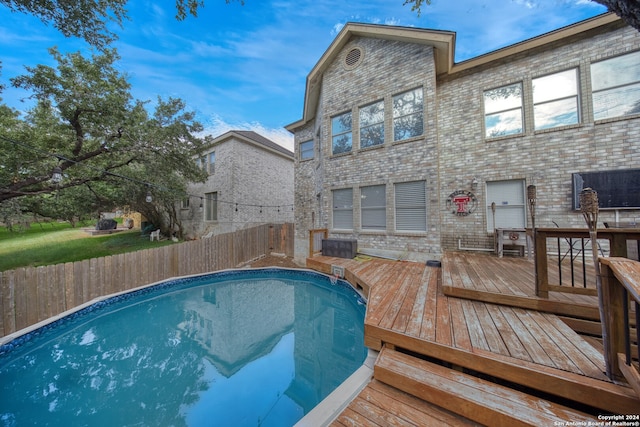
[495,228,532,258]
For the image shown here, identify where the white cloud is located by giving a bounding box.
[205,114,294,152]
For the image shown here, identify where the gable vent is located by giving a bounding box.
[344,47,363,70]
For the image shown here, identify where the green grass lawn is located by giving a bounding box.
[0,222,174,272]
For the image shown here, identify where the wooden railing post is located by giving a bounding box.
[534,228,549,298]
[599,261,624,381]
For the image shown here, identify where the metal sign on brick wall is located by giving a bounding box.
[446,190,478,216]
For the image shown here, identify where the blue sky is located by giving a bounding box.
[1,0,607,150]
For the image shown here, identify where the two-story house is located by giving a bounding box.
[181,130,294,239]
[286,13,640,264]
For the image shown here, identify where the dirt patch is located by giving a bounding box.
[243,254,302,268]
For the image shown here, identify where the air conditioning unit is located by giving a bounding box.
[322,239,357,259]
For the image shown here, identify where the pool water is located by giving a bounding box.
[0,269,367,427]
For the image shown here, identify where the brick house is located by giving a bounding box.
[181,130,294,239]
[286,13,640,264]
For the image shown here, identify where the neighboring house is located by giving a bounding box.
[181,130,294,239]
[286,13,640,263]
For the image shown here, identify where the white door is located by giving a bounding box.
[486,180,526,232]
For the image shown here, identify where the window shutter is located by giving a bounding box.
[395,181,427,231]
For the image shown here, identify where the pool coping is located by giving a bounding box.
[294,349,377,427]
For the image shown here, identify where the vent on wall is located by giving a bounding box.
[344,47,363,70]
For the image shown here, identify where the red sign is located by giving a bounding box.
[446,190,478,216]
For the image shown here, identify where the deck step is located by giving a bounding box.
[374,347,597,427]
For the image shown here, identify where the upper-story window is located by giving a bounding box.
[484,83,523,138]
[533,68,579,130]
[300,140,314,160]
[591,50,640,121]
[393,88,423,141]
[332,188,353,230]
[361,185,386,230]
[205,192,217,221]
[195,155,207,170]
[331,112,352,155]
[359,100,384,148]
[208,151,216,174]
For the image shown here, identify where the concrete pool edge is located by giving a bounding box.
[294,349,378,427]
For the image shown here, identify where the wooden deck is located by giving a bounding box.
[306,251,640,425]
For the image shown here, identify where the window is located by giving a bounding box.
[591,51,640,120]
[485,180,526,232]
[300,140,314,160]
[484,83,523,138]
[195,156,207,170]
[361,185,386,230]
[331,112,352,155]
[332,188,353,229]
[395,181,426,232]
[359,100,384,148]
[393,88,423,141]
[181,198,190,209]
[208,152,216,174]
[533,69,579,130]
[205,192,217,221]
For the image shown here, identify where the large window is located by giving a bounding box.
[395,181,426,232]
[359,100,384,148]
[393,88,423,141]
[591,50,640,120]
[484,83,523,138]
[331,112,352,155]
[485,180,525,232]
[533,69,579,130]
[300,140,314,160]
[361,185,386,230]
[205,192,217,221]
[332,188,353,230]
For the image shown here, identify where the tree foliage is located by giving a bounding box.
[0,48,209,235]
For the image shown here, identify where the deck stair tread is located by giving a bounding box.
[375,347,597,427]
[330,379,481,427]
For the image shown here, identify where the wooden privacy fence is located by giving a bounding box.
[0,223,294,339]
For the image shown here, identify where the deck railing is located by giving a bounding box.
[308,228,328,257]
[534,227,640,298]
[599,257,640,396]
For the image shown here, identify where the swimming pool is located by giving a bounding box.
[0,268,368,426]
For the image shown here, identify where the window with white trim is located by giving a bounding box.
[332,188,353,230]
[591,50,640,120]
[484,83,523,138]
[393,88,423,141]
[395,181,426,232]
[205,192,217,221]
[300,140,314,160]
[533,68,579,130]
[331,112,352,155]
[359,100,384,148]
[361,185,386,230]
[208,151,216,174]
